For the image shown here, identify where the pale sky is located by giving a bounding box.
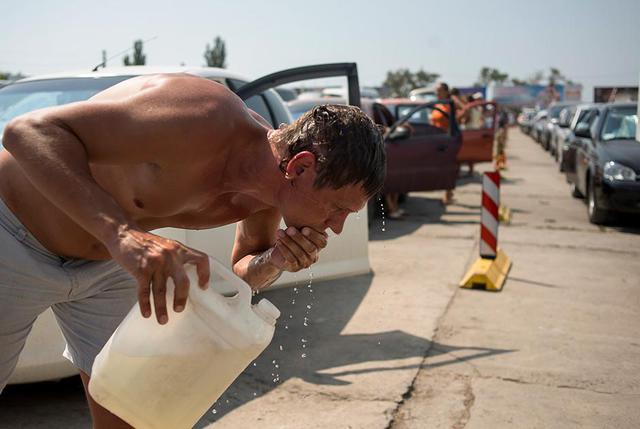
[2,0,639,101]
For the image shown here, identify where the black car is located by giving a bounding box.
[572,103,639,224]
[543,101,577,153]
[560,104,600,176]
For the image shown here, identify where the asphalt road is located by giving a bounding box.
[0,128,638,428]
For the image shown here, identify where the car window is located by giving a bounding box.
[263,90,293,126]
[601,107,638,141]
[0,76,134,145]
[227,78,275,127]
[396,105,430,124]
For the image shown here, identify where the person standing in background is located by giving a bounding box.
[431,83,456,205]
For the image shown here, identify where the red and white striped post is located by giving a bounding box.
[480,171,500,259]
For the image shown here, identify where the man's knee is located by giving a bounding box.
[79,372,133,429]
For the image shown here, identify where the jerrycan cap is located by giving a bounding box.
[253,299,280,326]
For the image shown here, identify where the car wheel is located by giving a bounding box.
[558,149,564,171]
[571,183,583,198]
[367,198,377,227]
[587,176,609,224]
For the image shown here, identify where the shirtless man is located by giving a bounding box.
[0,74,385,428]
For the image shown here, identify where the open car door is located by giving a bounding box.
[383,100,462,193]
[458,100,497,163]
[234,62,360,107]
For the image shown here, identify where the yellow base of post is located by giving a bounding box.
[499,205,511,224]
[459,248,512,291]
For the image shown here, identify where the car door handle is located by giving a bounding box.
[437,144,447,152]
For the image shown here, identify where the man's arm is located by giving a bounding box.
[1,74,247,323]
[232,208,328,290]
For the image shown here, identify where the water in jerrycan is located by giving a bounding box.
[88,256,280,429]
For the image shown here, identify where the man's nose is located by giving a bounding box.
[327,213,348,235]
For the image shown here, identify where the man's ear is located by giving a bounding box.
[285,151,317,178]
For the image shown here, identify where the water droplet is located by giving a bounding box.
[382,227,386,232]
[302,344,306,348]
[275,364,279,368]
[291,299,296,304]
[253,392,257,396]
[301,353,307,358]
[306,304,312,309]
[226,400,229,404]
[293,287,298,292]
[301,338,307,343]
[303,321,308,327]
[279,345,284,351]
[289,314,293,319]
[252,362,257,367]
[377,341,381,345]
[212,409,217,414]
[285,325,289,329]
[272,360,276,364]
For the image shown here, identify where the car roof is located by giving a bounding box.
[378,98,420,105]
[602,102,637,110]
[15,66,250,83]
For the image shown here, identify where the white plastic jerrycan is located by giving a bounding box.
[88,256,280,429]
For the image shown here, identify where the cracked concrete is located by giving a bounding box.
[388,129,640,429]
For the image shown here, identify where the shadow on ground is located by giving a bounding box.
[196,274,514,427]
[370,193,480,241]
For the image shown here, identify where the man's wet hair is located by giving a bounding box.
[277,104,386,197]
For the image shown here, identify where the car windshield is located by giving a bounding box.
[548,105,565,119]
[601,107,638,141]
[396,105,430,124]
[0,76,134,147]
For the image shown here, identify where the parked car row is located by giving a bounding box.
[521,101,639,224]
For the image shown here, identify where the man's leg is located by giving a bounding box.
[51,259,137,428]
[79,371,133,429]
[0,209,68,392]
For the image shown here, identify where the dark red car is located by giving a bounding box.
[288,97,463,194]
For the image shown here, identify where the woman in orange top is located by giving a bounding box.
[432,83,455,205]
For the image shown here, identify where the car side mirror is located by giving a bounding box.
[387,125,411,141]
[574,123,591,139]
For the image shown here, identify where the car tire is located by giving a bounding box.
[571,183,583,198]
[558,149,564,171]
[367,198,377,227]
[587,176,609,224]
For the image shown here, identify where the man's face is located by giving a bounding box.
[436,85,448,100]
[280,181,369,235]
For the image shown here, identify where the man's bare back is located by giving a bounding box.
[0,74,275,260]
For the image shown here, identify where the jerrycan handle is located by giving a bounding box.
[208,256,253,307]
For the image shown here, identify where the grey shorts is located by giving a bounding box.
[0,197,137,391]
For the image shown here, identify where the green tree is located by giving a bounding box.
[548,67,576,85]
[383,68,440,97]
[123,40,146,66]
[475,67,509,86]
[527,70,544,85]
[204,36,227,68]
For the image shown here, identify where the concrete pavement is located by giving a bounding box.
[390,129,640,429]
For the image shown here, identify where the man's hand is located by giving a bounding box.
[107,228,210,324]
[269,226,328,272]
